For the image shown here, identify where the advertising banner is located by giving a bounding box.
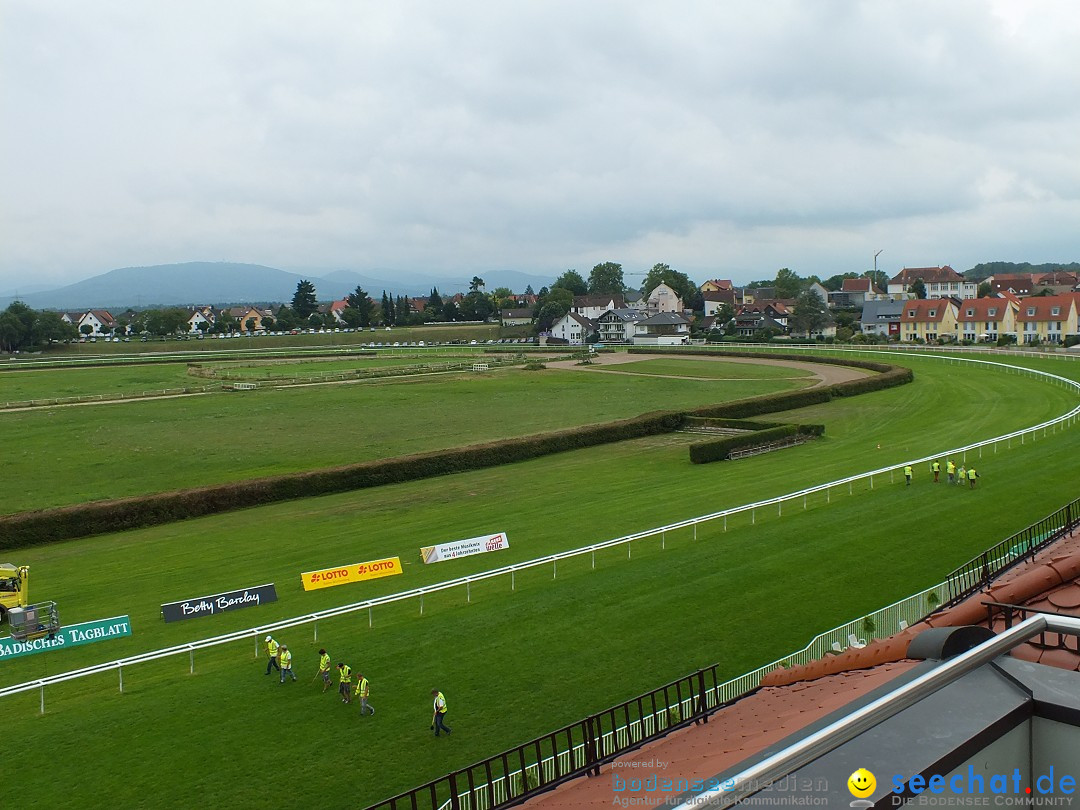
[301,557,403,591]
[421,532,509,564]
[0,615,132,661]
[161,583,277,623]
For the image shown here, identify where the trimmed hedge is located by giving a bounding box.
[689,425,798,464]
[0,352,911,549]
[688,422,825,464]
[0,410,686,549]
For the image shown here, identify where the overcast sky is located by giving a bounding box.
[2,0,1078,291]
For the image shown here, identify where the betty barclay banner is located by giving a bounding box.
[421,532,509,564]
[161,583,278,623]
[301,557,403,591]
[0,615,132,661]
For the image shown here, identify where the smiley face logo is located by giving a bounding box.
[848,768,876,798]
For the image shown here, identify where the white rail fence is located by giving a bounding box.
[2,350,1079,714]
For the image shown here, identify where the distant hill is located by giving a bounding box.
[964,261,1080,282]
[5,263,554,310]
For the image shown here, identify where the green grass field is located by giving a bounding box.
[1,366,804,513]
[2,350,1078,808]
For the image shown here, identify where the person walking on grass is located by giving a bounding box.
[968,467,979,489]
[355,672,374,716]
[958,464,966,486]
[265,635,280,676]
[337,663,353,704]
[904,465,913,486]
[946,459,956,485]
[279,645,296,683]
[431,689,451,737]
[317,649,332,693]
[932,460,940,483]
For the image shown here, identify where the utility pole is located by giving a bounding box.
[874,250,883,276]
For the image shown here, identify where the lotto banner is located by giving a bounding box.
[421,532,509,564]
[300,557,403,591]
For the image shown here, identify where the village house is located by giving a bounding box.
[572,294,625,320]
[644,282,684,315]
[900,298,959,342]
[1016,294,1080,345]
[888,266,977,299]
[955,296,1018,343]
[548,312,595,345]
[595,308,645,343]
[499,308,533,327]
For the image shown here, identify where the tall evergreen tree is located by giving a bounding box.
[291,280,318,319]
[381,291,393,325]
[427,287,444,319]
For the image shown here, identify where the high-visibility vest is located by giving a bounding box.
[280,649,292,669]
[339,665,352,684]
[904,466,912,476]
[267,639,279,657]
[968,468,977,479]
[947,462,955,474]
[355,677,370,697]
[319,653,331,672]
[433,692,447,713]
[932,462,940,472]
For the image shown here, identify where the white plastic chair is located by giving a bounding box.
[831,641,844,654]
[899,620,909,631]
[847,633,867,649]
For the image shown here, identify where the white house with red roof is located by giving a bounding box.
[78,309,116,337]
[549,312,595,345]
[889,266,977,299]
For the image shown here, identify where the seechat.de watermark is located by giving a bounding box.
[847,765,1077,807]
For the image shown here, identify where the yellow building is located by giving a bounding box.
[899,299,959,342]
[1016,295,1079,344]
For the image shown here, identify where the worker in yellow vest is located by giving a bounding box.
[946,460,956,484]
[431,689,451,736]
[317,649,332,693]
[904,465,913,486]
[968,467,979,489]
[931,460,940,483]
[279,644,296,683]
[355,673,374,715]
[337,663,353,704]
[264,635,280,676]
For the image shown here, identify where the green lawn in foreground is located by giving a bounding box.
[2,353,1078,808]
[1,366,802,513]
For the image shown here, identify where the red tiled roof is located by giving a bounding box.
[955,298,1014,323]
[891,266,963,285]
[841,278,871,293]
[1015,295,1077,322]
[899,299,954,323]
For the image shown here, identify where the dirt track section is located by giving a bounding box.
[542,352,870,387]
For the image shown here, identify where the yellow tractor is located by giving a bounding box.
[0,564,30,623]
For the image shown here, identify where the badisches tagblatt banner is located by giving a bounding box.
[0,615,132,661]
[300,557,404,591]
[161,584,277,623]
[421,532,509,564]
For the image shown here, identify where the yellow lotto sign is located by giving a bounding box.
[300,557,403,591]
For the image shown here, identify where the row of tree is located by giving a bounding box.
[0,302,78,352]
